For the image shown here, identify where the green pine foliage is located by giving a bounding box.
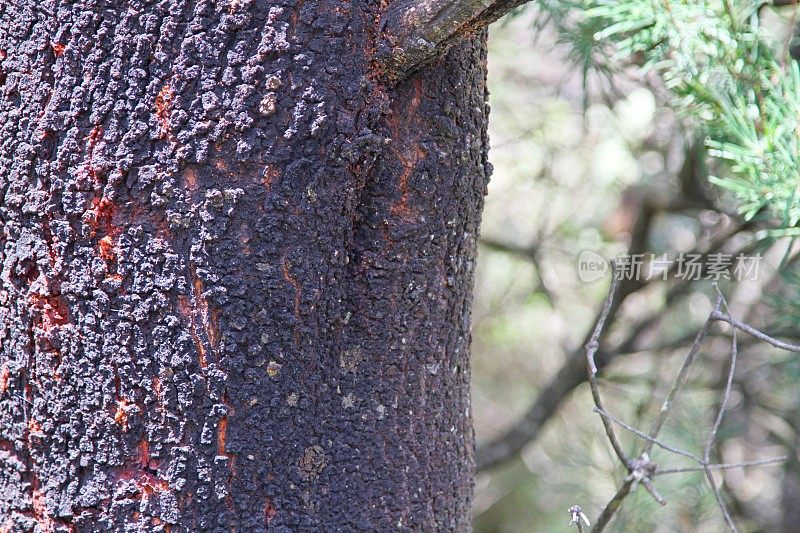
[542,0,800,235]
[529,0,800,331]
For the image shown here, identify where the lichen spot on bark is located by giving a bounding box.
[299,445,326,481]
[266,361,281,378]
[339,346,363,372]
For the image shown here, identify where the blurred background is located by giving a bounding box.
[472,7,800,532]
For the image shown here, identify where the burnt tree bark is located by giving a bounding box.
[0,0,524,531]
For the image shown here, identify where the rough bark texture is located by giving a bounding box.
[0,1,490,531]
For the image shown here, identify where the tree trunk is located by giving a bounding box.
[0,1,490,530]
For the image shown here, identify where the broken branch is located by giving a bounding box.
[377,0,533,83]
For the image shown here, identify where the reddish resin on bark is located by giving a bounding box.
[388,78,426,220]
[154,84,175,140]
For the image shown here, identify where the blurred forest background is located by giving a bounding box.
[472,4,800,531]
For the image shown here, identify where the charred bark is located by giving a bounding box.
[0,1,490,531]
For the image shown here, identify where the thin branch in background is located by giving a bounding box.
[703,288,739,532]
[642,292,722,457]
[654,457,788,475]
[584,280,793,532]
[585,267,632,469]
[585,267,664,531]
[478,237,555,304]
[711,311,800,352]
[476,219,754,473]
[593,407,701,462]
[591,479,634,532]
[479,237,539,261]
[476,223,788,531]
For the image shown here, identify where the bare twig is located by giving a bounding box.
[711,302,740,450]
[584,270,640,532]
[476,222,753,472]
[703,287,739,532]
[592,479,634,532]
[593,407,701,462]
[704,438,736,531]
[637,472,666,507]
[654,457,788,475]
[586,268,632,469]
[643,293,722,455]
[587,284,791,532]
[710,311,800,353]
[585,265,670,530]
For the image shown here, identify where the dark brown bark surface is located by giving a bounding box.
[0,1,490,531]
